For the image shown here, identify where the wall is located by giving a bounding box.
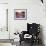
[8,0,44,38]
[0,3,9,39]
[8,0,46,45]
[0,0,46,46]
[0,0,13,46]
[0,0,8,3]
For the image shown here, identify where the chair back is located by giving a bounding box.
[27,23,40,35]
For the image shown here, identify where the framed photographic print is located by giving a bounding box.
[14,9,27,20]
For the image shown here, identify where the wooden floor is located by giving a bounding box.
[19,41,43,46]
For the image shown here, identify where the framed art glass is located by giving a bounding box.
[14,9,27,20]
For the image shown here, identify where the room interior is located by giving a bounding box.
[0,0,46,46]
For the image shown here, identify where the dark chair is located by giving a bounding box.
[19,23,40,45]
[27,23,40,43]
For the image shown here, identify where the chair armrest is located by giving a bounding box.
[22,31,28,35]
[19,31,27,41]
[19,34,24,41]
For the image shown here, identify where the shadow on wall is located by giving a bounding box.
[40,25,45,46]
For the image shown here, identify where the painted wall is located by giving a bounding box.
[8,0,46,46]
[0,0,46,46]
[8,0,44,37]
[0,1,12,46]
[0,4,9,39]
[0,0,8,3]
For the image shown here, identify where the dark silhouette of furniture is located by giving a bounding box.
[19,23,40,46]
[41,0,43,3]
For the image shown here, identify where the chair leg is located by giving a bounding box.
[30,41,34,46]
[20,41,21,45]
[30,38,34,46]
